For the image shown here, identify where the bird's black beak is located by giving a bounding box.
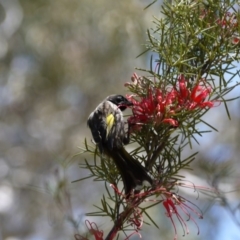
[125,99,133,106]
[119,98,133,111]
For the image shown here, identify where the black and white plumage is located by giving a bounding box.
[87,94,153,196]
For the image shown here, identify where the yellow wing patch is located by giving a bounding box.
[106,113,114,137]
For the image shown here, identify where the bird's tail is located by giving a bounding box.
[104,147,153,197]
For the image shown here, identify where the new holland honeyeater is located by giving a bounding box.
[87,94,152,196]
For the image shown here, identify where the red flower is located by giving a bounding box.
[216,12,238,29]
[124,73,144,89]
[75,220,103,240]
[110,183,206,240]
[232,36,240,45]
[126,74,214,131]
[127,88,178,129]
[163,194,202,240]
[177,75,214,110]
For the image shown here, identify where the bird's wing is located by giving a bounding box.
[87,106,106,153]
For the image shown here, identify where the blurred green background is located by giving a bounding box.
[0,0,240,240]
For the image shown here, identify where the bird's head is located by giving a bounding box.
[106,94,133,111]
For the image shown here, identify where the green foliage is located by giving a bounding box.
[78,0,240,239]
[146,0,240,80]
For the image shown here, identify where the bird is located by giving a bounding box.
[87,94,153,197]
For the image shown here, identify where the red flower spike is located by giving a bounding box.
[126,74,215,132]
[178,75,189,99]
[190,85,210,102]
[128,207,143,230]
[200,101,214,108]
[163,199,179,240]
[110,180,207,240]
[163,194,202,240]
[127,88,178,129]
[85,220,104,240]
[125,73,144,88]
[176,76,214,110]
[162,118,179,127]
[74,220,104,240]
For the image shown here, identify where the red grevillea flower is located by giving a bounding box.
[232,36,240,45]
[110,183,205,240]
[75,220,103,240]
[177,75,214,110]
[127,88,179,128]
[216,12,238,29]
[124,73,143,87]
[126,74,214,129]
[163,194,203,240]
